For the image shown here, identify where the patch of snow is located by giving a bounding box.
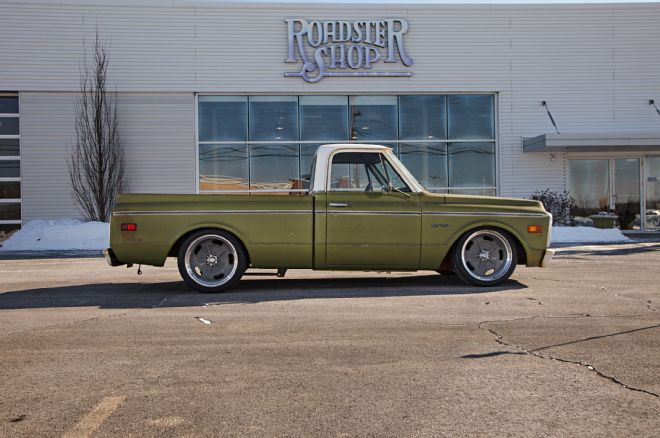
[0,219,109,251]
[551,226,631,244]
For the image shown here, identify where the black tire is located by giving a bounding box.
[451,227,518,287]
[177,229,248,293]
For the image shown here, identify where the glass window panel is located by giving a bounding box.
[349,96,397,141]
[0,203,20,220]
[249,96,298,141]
[250,144,300,190]
[0,96,18,114]
[448,142,495,188]
[399,142,447,189]
[300,96,348,141]
[198,96,247,142]
[645,156,660,231]
[0,139,20,156]
[568,159,611,225]
[0,161,20,178]
[0,182,20,198]
[0,117,19,136]
[199,144,248,191]
[398,95,447,140]
[329,152,408,192]
[448,95,494,140]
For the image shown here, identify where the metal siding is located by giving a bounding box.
[20,92,195,221]
[2,2,660,212]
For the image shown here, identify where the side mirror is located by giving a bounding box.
[387,181,394,193]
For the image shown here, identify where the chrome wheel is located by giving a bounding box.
[460,230,513,283]
[184,234,239,288]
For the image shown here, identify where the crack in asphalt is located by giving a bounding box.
[477,316,659,399]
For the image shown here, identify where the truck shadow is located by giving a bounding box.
[0,274,527,310]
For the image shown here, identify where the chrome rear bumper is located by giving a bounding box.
[103,248,125,267]
[541,249,555,267]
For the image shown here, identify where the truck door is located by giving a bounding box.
[325,152,421,268]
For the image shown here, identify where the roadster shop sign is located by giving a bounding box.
[284,18,413,83]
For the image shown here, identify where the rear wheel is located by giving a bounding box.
[177,230,247,293]
[451,228,517,287]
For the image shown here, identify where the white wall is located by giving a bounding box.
[3,0,660,217]
[20,92,195,220]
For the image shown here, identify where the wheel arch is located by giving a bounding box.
[438,223,528,270]
[168,225,251,264]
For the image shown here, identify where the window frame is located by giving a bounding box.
[0,92,20,227]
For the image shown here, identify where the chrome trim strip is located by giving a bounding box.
[422,212,549,218]
[112,210,310,216]
[322,210,421,216]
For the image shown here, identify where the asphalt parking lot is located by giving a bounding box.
[0,243,659,437]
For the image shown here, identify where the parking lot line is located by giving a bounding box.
[63,395,126,438]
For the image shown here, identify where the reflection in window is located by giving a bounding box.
[399,95,447,140]
[399,143,447,189]
[349,96,397,141]
[448,95,494,140]
[250,144,300,190]
[568,159,610,220]
[0,161,20,178]
[198,144,248,191]
[198,96,247,142]
[249,96,298,141]
[0,96,19,113]
[0,139,20,156]
[0,117,19,136]
[330,152,409,192]
[0,182,20,198]
[300,96,348,141]
[0,203,20,220]
[448,142,495,188]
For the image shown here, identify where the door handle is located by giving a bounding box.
[329,203,350,208]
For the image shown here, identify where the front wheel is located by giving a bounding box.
[177,230,247,293]
[451,228,517,287]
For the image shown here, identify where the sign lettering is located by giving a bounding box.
[284,18,413,83]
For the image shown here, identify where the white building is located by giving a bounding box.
[1,0,660,233]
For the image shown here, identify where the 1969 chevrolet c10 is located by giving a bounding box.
[104,144,554,292]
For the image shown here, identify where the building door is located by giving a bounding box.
[613,158,641,231]
[569,156,660,232]
[645,156,660,232]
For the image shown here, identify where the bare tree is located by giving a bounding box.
[68,30,126,222]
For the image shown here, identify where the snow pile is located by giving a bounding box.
[0,219,109,251]
[551,226,631,244]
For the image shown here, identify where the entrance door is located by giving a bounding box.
[613,158,641,231]
[645,156,660,232]
[569,157,646,231]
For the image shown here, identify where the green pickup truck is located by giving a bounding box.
[105,144,553,292]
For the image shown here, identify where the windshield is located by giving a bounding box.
[386,152,425,191]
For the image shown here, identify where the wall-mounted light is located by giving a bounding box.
[550,153,557,162]
[650,99,660,117]
[542,101,560,134]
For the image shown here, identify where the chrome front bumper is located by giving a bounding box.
[541,249,555,267]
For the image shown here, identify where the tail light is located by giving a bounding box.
[121,223,137,232]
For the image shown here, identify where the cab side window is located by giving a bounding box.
[329,152,411,192]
